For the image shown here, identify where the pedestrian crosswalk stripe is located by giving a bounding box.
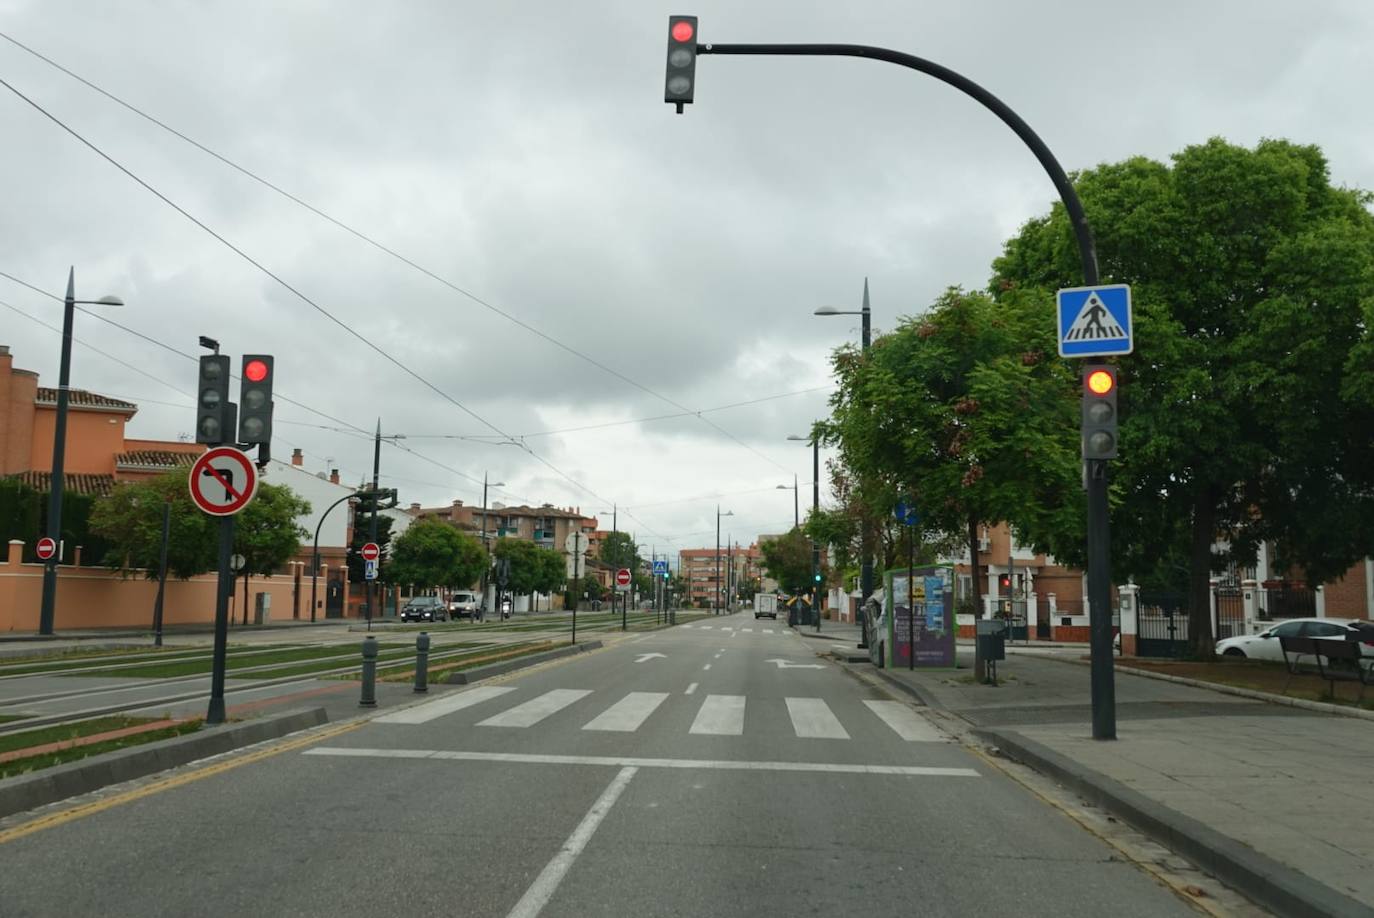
[689,694,745,735]
[582,692,669,732]
[376,685,516,725]
[698,625,712,630]
[785,697,849,739]
[863,701,943,742]
[478,689,591,728]
[743,627,753,632]
[763,629,774,634]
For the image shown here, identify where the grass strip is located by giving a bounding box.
[0,715,158,756]
[0,643,290,677]
[0,719,202,779]
[71,642,452,680]
[0,714,33,724]
[1121,658,1374,710]
[376,641,554,682]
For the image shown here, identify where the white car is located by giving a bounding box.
[447,591,481,620]
[1215,617,1374,661]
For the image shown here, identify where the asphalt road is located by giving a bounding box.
[0,611,1198,917]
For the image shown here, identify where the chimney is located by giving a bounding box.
[291,448,303,467]
[410,502,421,512]
[329,469,340,485]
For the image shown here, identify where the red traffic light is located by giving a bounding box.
[671,20,695,42]
[1086,369,1115,395]
[244,359,270,382]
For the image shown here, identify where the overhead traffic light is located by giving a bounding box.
[195,355,235,445]
[237,355,274,446]
[1081,364,1119,460]
[664,15,699,112]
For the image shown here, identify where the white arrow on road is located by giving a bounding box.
[764,658,825,670]
[634,653,667,664]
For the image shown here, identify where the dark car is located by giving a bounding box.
[400,596,448,622]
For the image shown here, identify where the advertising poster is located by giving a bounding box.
[886,566,955,668]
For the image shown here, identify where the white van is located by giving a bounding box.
[448,591,481,620]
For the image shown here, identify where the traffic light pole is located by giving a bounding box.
[206,515,235,725]
[369,419,380,628]
[689,37,1113,738]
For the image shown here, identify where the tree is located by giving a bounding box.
[736,577,760,601]
[993,137,1374,657]
[759,528,817,596]
[387,519,486,592]
[820,288,1082,676]
[599,531,641,571]
[233,483,311,623]
[90,470,217,579]
[493,538,566,598]
[347,510,394,584]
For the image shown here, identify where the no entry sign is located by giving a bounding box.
[615,568,631,590]
[361,542,380,562]
[188,447,259,516]
[35,536,57,561]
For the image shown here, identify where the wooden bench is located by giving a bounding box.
[1278,635,1374,700]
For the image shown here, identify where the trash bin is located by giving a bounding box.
[254,591,272,625]
[976,618,1006,662]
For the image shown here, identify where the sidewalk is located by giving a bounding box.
[872,652,1374,917]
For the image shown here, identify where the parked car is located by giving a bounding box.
[400,596,448,623]
[447,591,481,620]
[1215,618,1374,661]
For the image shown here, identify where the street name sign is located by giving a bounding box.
[1057,284,1133,357]
[188,447,259,516]
[35,536,57,561]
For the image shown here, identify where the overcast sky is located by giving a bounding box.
[3,0,1372,557]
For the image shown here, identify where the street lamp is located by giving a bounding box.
[715,505,733,615]
[816,278,873,646]
[38,269,124,635]
[776,475,799,529]
[596,506,620,627]
[788,433,821,632]
[480,473,506,618]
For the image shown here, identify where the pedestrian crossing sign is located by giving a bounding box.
[1057,284,1133,357]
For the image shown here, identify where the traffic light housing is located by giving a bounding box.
[999,573,1011,593]
[238,355,274,446]
[664,15,698,112]
[1081,364,1119,460]
[195,355,235,445]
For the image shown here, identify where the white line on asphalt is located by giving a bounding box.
[763,629,774,634]
[785,697,850,739]
[374,686,517,725]
[304,747,980,777]
[863,700,945,742]
[582,692,669,732]
[689,694,745,735]
[743,628,753,632]
[477,689,591,728]
[505,765,638,918]
[713,652,722,659]
[684,682,698,695]
[702,663,712,671]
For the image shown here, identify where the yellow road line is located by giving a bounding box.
[0,720,362,846]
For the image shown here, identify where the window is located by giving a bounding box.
[1304,622,1347,638]
[1270,621,1305,638]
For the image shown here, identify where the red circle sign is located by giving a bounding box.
[361,542,380,562]
[35,536,57,561]
[616,568,631,587]
[188,447,259,516]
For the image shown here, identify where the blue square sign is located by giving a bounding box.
[1057,284,1133,357]
[652,559,669,575]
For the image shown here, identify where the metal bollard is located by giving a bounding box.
[359,636,378,707]
[414,631,430,694]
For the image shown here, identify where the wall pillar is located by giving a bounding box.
[1315,584,1326,618]
[1241,579,1260,634]
[1118,583,1139,656]
[1209,576,1221,638]
[1365,559,1374,618]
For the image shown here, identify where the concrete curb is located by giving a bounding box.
[445,641,604,684]
[0,706,329,821]
[869,666,942,708]
[974,727,1372,918]
[1040,654,1374,722]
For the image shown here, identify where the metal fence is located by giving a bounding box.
[1257,587,1315,620]
[1137,590,1189,657]
[1215,587,1246,639]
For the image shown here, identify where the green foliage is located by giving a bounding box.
[759,528,819,595]
[493,537,566,596]
[234,483,310,576]
[347,509,394,584]
[993,137,1374,655]
[1,478,111,566]
[89,471,217,579]
[386,519,486,589]
[599,531,641,571]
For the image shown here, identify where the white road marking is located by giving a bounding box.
[743,628,753,633]
[764,658,825,670]
[305,747,980,777]
[786,697,850,739]
[702,663,712,671]
[763,629,774,634]
[713,652,723,659]
[864,700,944,742]
[505,765,638,918]
[374,685,516,724]
[477,689,591,728]
[698,625,712,630]
[634,653,666,663]
[721,627,734,632]
[581,692,668,732]
[684,682,698,695]
[689,694,745,735]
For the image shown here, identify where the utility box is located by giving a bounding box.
[254,591,272,625]
[976,618,1006,661]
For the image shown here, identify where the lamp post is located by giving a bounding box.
[776,474,799,528]
[715,505,733,615]
[788,433,821,631]
[816,278,873,645]
[597,505,619,627]
[480,473,505,618]
[38,268,124,636]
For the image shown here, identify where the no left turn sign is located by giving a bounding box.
[188,447,259,516]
